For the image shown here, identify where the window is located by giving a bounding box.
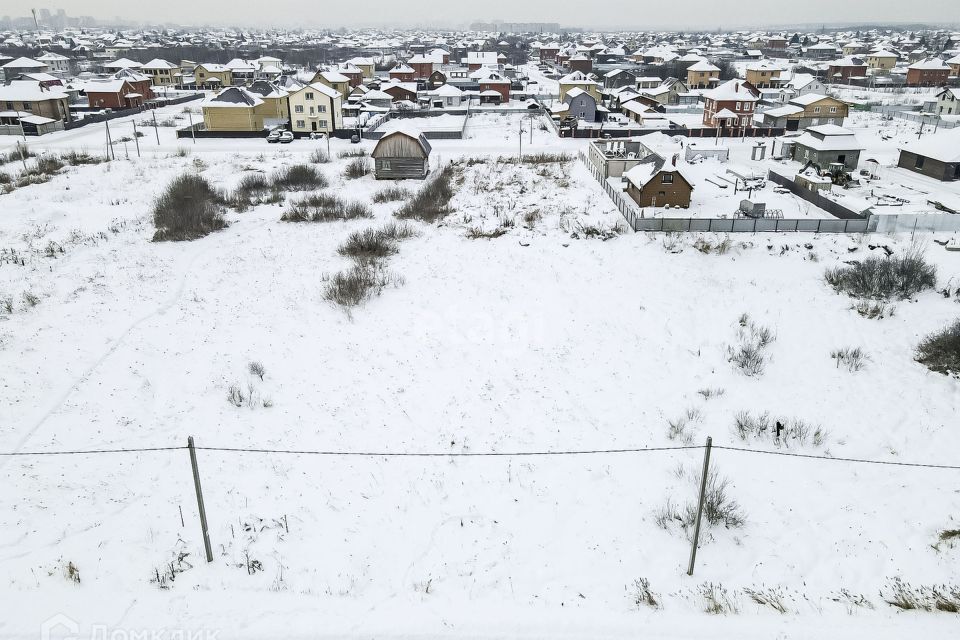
[305,92,314,100]
[309,106,315,115]
[661,173,674,184]
[296,119,305,129]
[318,104,327,113]
[382,160,391,170]
[915,156,925,169]
[294,104,303,113]
[318,120,328,128]
[813,106,821,113]
[736,101,741,110]
[829,106,837,113]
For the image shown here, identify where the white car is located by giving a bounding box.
[278,131,294,144]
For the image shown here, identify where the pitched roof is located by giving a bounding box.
[702,79,759,101]
[201,86,263,108]
[898,129,960,163]
[908,57,950,70]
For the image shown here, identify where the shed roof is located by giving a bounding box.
[371,128,432,158]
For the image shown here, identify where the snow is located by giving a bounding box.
[0,102,959,639]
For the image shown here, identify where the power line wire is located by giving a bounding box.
[0,446,186,456]
[193,444,704,457]
[712,445,960,471]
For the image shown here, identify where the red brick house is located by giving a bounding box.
[701,79,759,128]
[339,65,364,88]
[568,54,593,74]
[825,57,867,82]
[479,77,510,102]
[389,63,416,82]
[407,54,437,79]
[906,58,951,87]
[539,43,560,64]
[85,78,145,109]
[112,69,153,100]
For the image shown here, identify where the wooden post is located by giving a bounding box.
[152,109,160,145]
[187,436,214,563]
[104,120,115,160]
[687,436,712,576]
[132,121,141,157]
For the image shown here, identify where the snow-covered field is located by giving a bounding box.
[1,109,960,639]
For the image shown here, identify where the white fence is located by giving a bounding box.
[869,213,960,233]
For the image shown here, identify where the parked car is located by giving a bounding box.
[278,131,294,144]
[266,129,282,143]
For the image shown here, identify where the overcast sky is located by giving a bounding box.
[5,0,957,29]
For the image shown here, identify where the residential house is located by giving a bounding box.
[789,124,863,171]
[194,64,234,88]
[0,80,71,123]
[85,78,145,109]
[624,153,693,208]
[389,63,416,82]
[102,57,141,72]
[539,42,560,64]
[865,50,898,72]
[642,78,689,106]
[338,64,364,88]
[200,86,265,132]
[825,57,867,83]
[568,54,593,74]
[782,73,827,100]
[701,79,759,127]
[603,69,636,90]
[346,57,375,78]
[224,58,257,84]
[428,83,465,108]
[288,82,343,136]
[312,70,351,98]
[2,57,49,79]
[464,52,499,71]
[948,54,960,78]
[686,60,720,89]
[35,51,70,74]
[247,80,290,129]
[635,76,662,89]
[112,69,154,100]
[408,54,442,79]
[935,87,960,115]
[758,93,849,131]
[558,71,601,101]
[141,58,179,86]
[745,61,782,88]
[897,129,960,181]
[371,128,432,179]
[476,70,511,102]
[563,87,599,121]
[381,81,418,103]
[906,58,951,87]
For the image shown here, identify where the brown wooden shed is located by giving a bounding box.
[370,128,432,180]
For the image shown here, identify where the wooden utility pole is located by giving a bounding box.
[687,436,713,576]
[187,436,214,563]
[104,120,115,160]
[151,110,161,145]
[132,121,141,157]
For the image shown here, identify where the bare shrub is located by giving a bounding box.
[880,578,960,612]
[499,152,572,164]
[323,260,399,308]
[656,469,744,533]
[227,384,245,407]
[733,411,826,448]
[338,228,399,260]
[60,150,103,165]
[309,148,330,164]
[916,319,960,376]
[694,236,732,255]
[248,361,265,381]
[743,586,789,613]
[698,583,739,614]
[377,221,418,240]
[272,164,327,191]
[466,226,508,239]
[372,186,411,203]
[831,347,868,372]
[825,248,936,300]
[853,299,895,319]
[667,407,702,444]
[281,193,371,222]
[22,291,40,307]
[522,209,542,226]
[338,148,368,158]
[343,157,372,179]
[395,165,456,222]
[697,388,725,400]
[629,578,660,610]
[2,144,33,164]
[727,314,775,376]
[152,174,227,241]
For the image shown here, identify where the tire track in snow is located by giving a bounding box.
[0,216,275,470]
